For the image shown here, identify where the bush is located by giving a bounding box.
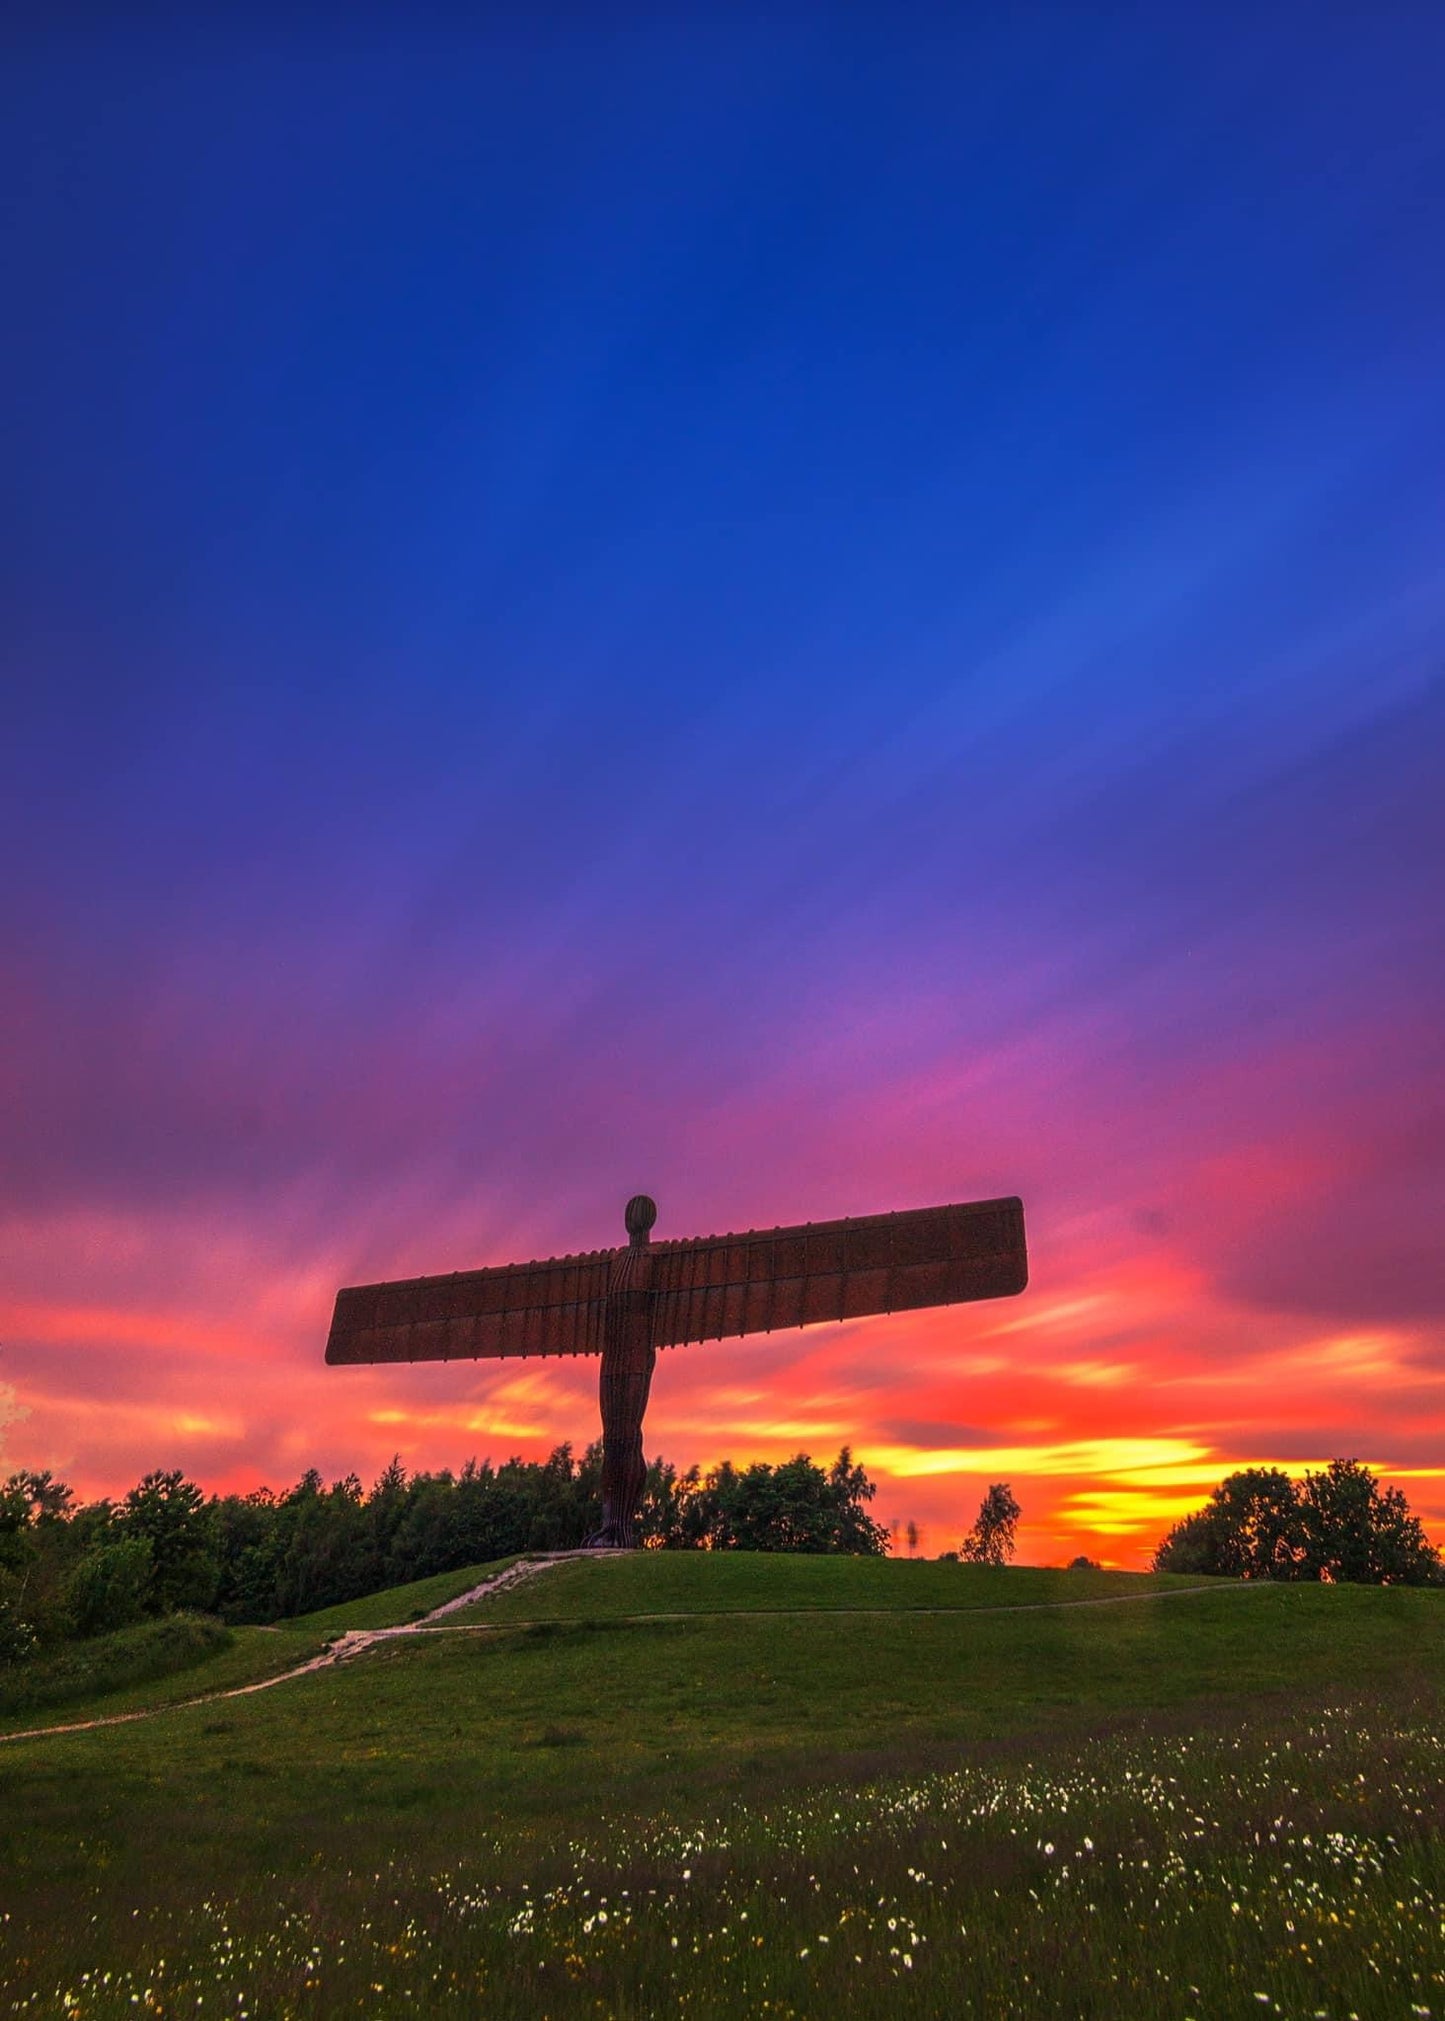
[0,1592,37,1663]
[65,1535,154,1636]
[0,1612,232,1717]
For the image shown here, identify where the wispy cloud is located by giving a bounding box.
[0,1370,24,1473]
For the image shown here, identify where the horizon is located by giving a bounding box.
[12,1431,1425,1578]
[3,16,1443,1569]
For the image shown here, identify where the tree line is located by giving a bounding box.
[1152,1459,1442,1584]
[0,1445,888,1658]
[5,1446,1436,1664]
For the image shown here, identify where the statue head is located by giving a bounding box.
[624,1194,657,1245]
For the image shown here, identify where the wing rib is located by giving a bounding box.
[647,1197,1027,1350]
[324,1247,616,1365]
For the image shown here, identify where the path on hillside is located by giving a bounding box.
[0,1551,592,1744]
[422,1582,1274,1628]
[0,1572,1266,1746]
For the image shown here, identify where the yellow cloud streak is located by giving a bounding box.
[984,1295,1110,1336]
[1045,1360,1138,1387]
[1061,1488,1223,1533]
[170,1413,246,1439]
[874,1437,1217,1480]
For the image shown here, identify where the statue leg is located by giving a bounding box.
[602,1425,647,1550]
[586,1345,655,1548]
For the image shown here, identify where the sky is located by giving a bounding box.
[2,14,1443,1566]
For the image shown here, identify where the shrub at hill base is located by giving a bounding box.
[0,1611,231,1717]
[1153,1458,1442,1584]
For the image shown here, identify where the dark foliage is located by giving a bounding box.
[205,1445,612,1623]
[1154,1467,1306,1581]
[65,1535,154,1636]
[121,1470,219,1614]
[0,1612,231,1716]
[1153,1459,1443,1585]
[643,1449,889,1555]
[960,1482,1022,1565]
[0,1444,889,1656]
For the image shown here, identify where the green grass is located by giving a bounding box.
[3,1555,1444,2016]
[0,1559,513,1736]
[0,1613,233,1719]
[448,1551,1197,1622]
[281,1557,518,1634]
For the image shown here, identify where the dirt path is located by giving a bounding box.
[428,1581,1268,1628]
[0,1551,595,1745]
[1,1573,1262,1746]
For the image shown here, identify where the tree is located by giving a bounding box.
[1153,1460,1442,1586]
[826,1449,891,1556]
[960,1483,1021,1565]
[0,1477,41,1652]
[904,1520,920,1557]
[0,1477,37,1581]
[2,1440,906,1642]
[65,1535,154,1636]
[1153,1468,1304,1580]
[1299,1459,1442,1586]
[685,1449,889,1554]
[6,1471,74,1524]
[638,1457,705,1549]
[119,1470,218,1613]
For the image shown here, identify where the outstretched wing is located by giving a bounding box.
[647,1196,1027,1351]
[325,1197,1028,1365]
[324,1247,617,1365]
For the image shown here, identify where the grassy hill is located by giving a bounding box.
[0,1558,505,1729]
[443,1551,1194,1619]
[3,1553,1443,2016]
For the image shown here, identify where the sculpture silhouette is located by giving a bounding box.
[326,1191,1028,1549]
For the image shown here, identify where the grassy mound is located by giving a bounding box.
[3,1554,1442,2016]
[0,1612,233,1718]
[447,1550,1196,1621]
[280,1555,519,1634]
[0,1558,517,1734]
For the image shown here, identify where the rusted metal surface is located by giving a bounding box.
[588,1193,661,1547]
[648,1198,1027,1349]
[325,1191,1028,1550]
[325,1250,613,1365]
[325,1197,1026,1367]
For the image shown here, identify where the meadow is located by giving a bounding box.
[3,1555,1444,2017]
